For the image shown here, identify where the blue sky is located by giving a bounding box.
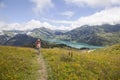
[0,0,120,30]
[0,0,100,22]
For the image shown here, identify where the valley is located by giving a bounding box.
[0,24,120,48]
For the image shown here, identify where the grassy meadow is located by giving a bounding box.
[41,44,120,80]
[0,46,39,80]
[0,44,120,80]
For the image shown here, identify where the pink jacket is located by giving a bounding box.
[36,41,41,48]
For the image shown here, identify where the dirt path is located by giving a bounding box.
[37,54,47,80]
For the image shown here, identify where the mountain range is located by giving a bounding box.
[0,24,120,46]
[0,34,69,48]
[62,24,120,46]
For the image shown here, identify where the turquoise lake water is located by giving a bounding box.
[45,39,103,49]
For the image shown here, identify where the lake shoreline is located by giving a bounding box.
[44,39,103,50]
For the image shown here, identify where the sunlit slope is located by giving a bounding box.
[0,44,119,80]
[42,44,120,80]
[0,46,39,80]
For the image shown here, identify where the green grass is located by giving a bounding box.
[0,44,120,80]
[41,44,120,80]
[0,46,39,80]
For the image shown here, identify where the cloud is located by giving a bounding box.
[25,20,69,30]
[65,0,120,8]
[43,7,120,29]
[0,21,7,30]
[1,7,120,31]
[60,11,75,17]
[0,19,70,31]
[71,7,120,28]
[42,22,70,30]
[0,2,5,8]
[31,0,54,14]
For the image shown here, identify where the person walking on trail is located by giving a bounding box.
[35,39,41,55]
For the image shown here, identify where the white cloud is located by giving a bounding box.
[65,0,120,8]
[25,20,69,30]
[31,0,54,14]
[1,7,120,31]
[43,7,120,29]
[71,7,120,29]
[42,22,70,30]
[0,21,7,30]
[0,20,39,31]
[60,11,75,17]
[0,19,70,31]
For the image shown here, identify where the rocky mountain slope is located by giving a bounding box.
[0,24,120,46]
[60,24,120,46]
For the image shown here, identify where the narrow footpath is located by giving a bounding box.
[37,54,47,80]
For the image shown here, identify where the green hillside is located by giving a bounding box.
[59,24,120,46]
[41,44,120,80]
[0,44,120,80]
[0,46,39,80]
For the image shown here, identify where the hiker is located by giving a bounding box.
[35,39,41,55]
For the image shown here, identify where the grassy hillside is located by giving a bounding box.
[0,46,39,80]
[59,24,120,46]
[41,44,120,80]
[0,44,120,80]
